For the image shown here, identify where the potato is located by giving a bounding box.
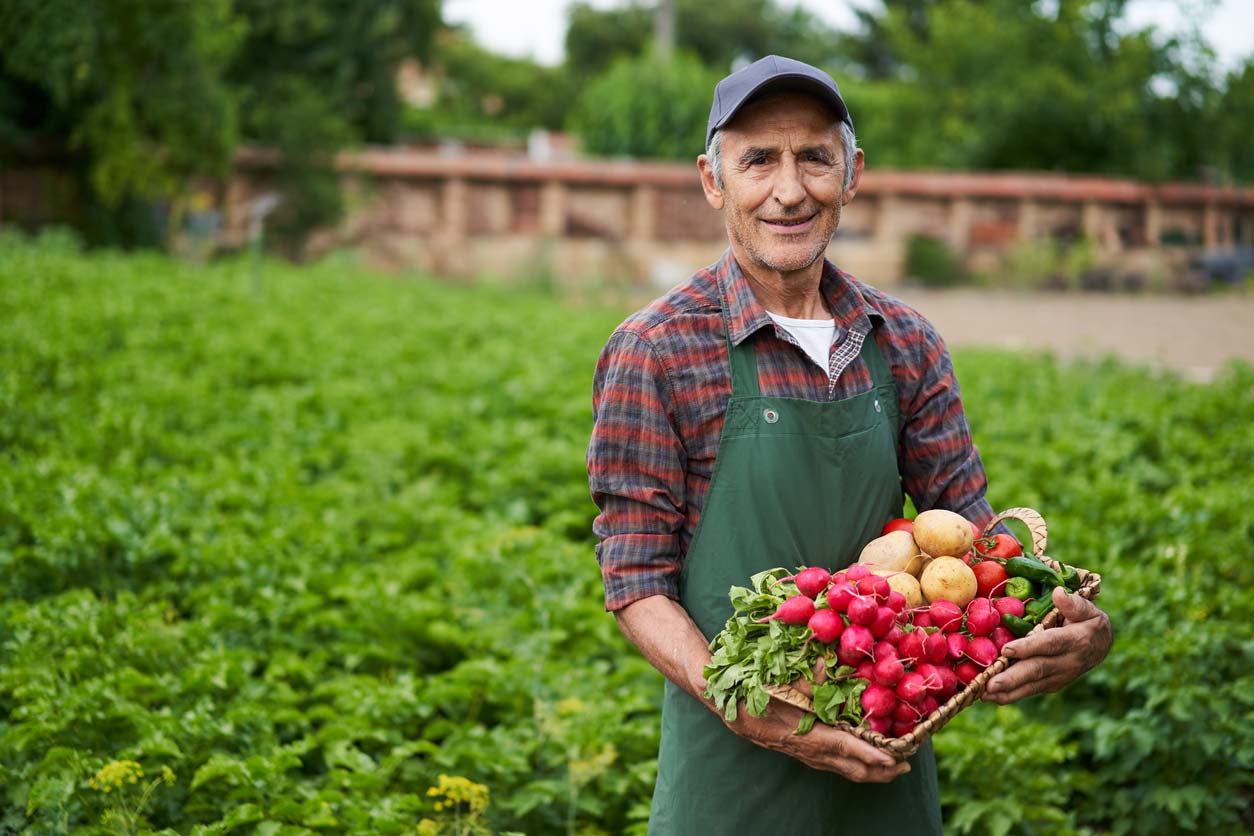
[858,530,925,576]
[919,556,978,607]
[884,571,924,609]
[913,509,975,559]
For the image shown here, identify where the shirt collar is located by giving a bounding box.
[713,249,885,346]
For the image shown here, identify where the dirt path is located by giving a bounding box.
[891,289,1254,382]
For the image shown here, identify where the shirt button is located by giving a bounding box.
[763,408,779,424]
[874,399,882,413]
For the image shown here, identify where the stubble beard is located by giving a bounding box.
[727,201,843,277]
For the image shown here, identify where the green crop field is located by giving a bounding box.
[2,231,1251,836]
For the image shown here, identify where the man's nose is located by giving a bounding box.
[772,159,806,207]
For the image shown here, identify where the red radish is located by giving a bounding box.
[807,609,844,644]
[965,599,1000,638]
[923,631,949,664]
[946,632,969,662]
[918,695,939,717]
[869,606,897,638]
[867,715,892,735]
[826,582,857,614]
[886,590,907,613]
[928,600,964,633]
[955,661,981,685]
[855,661,875,680]
[914,663,943,694]
[894,701,922,723]
[845,564,872,582]
[912,610,935,629]
[873,641,898,662]
[891,721,916,738]
[776,566,833,599]
[994,596,1026,619]
[897,672,927,704]
[857,574,891,603]
[990,626,1014,653]
[847,595,878,627]
[883,623,906,646]
[861,683,898,718]
[754,595,815,625]
[873,656,906,687]
[933,665,959,701]
[966,636,998,668]
[898,631,925,664]
[838,625,875,666]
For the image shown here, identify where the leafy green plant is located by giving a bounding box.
[0,234,1249,834]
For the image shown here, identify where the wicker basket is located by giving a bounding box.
[765,507,1102,761]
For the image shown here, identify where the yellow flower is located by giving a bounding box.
[92,760,144,792]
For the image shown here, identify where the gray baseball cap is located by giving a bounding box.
[706,55,853,148]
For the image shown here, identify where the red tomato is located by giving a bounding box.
[972,560,1009,599]
[968,519,982,539]
[881,518,914,536]
[976,533,1024,561]
[960,550,976,567]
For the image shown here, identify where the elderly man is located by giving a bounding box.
[587,56,1111,835]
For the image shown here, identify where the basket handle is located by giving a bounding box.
[983,507,1048,557]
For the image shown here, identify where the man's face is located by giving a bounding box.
[703,91,861,278]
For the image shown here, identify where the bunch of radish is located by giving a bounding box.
[705,512,1037,738]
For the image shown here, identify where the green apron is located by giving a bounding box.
[648,310,942,836]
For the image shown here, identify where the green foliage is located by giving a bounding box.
[403,30,574,144]
[1,235,1251,834]
[904,234,968,287]
[0,0,241,204]
[569,51,719,160]
[838,0,1243,182]
[563,0,842,83]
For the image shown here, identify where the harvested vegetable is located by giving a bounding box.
[913,509,975,558]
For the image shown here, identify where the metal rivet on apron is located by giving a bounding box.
[763,408,779,424]
[874,399,882,413]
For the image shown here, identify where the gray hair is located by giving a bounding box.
[707,120,858,192]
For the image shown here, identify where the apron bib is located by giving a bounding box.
[648,311,942,836]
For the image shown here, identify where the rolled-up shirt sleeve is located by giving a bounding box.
[588,329,687,612]
[889,321,998,530]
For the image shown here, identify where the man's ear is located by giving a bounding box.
[841,148,865,205]
[697,155,725,210]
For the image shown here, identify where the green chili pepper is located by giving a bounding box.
[1060,565,1082,592]
[1004,577,1034,600]
[1026,592,1056,622]
[1002,614,1034,638]
[1005,555,1066,588]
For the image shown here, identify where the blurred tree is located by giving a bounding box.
[569,50,719,160]
[227,0,441,247]
[403,28,574,143]
[564,0,841,82]
[0,0,241,243]
[0,0,441,247]
[838,0,1238,182]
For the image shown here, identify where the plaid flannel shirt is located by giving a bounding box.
[588,250,996,612]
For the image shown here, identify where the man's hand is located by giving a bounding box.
[728,700,911,783]
[983,586,1113,704]
[615,595,909,782]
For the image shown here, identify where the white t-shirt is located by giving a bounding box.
[767,311,836,372]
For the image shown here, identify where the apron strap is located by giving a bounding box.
[860,325,894,389]
[721,304,762,398]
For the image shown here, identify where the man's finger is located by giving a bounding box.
[1054,586,1102,622]
[982,673,1070,704]
[1002,624,1076,659]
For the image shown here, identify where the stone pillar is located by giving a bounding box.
[1202,203,1221,247]
[1018,198,1040,240]
[1081,201,1106,248]
[948,197,972,253]
[630,185,656,242]
[540,180,566,236]
[875,194,906,283]
[1144,199,1162,246]
[436,177,469,275]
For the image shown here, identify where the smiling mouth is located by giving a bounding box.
[762,214,817,232]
